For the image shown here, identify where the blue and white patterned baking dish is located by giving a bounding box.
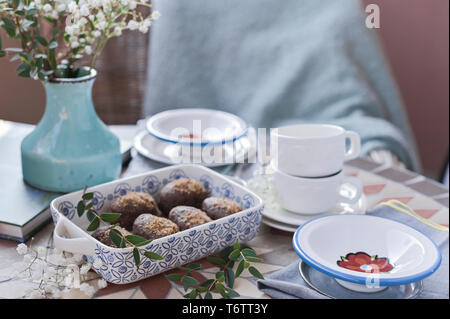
[50,164,264,284]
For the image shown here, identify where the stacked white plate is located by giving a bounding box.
[134,109,256,167]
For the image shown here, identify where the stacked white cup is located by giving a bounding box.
[270,124,362,215]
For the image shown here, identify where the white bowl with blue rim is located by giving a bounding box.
[146,108,248,146]
[50,164,263,284]
[293,214,441,293]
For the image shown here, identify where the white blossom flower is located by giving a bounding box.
[139,25,148,34]
[80,283,95,297]
[92,30,101,38]
[23,254,33,263]
[37,246,46,255]
[110,26,119,36]
[96,20,107,30]
[71,41,79,48]
[67,1,77,13]
[56,3,66,12]
[43,4,52,12]
[127,20,139,30]
[129,1,136,10]
[97,279,107,289]
[151,10,161,20]
[80,263,91,274]
[143,19,152,28]
[16,243,28,255]
[79,4,89,16]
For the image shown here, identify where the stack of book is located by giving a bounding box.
[0,120,133,242]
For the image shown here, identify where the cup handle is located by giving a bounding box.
[53,217,96,256]
[338,177,362,205]
[344,131,361,161]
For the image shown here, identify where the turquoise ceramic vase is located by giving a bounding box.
[21,68,121,192]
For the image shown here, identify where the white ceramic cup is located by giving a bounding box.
[273,167,362,215]
[271,124,361,177]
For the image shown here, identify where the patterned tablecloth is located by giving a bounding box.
[0,125,448,299]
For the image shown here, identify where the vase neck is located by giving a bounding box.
[42,77,97,122]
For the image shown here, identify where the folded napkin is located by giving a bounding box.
[257,200,449,299]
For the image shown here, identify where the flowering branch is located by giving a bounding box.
[0,0,160,79]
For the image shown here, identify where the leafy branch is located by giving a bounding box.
[166,243,264,299]
[76,187,163,268]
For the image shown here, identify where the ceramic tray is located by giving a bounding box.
[50,164,264,284]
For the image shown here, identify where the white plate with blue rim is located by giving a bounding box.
[134,128,256,167]
[146,108,248,146]
[292,214,441,293]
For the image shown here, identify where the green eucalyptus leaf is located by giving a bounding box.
[82,192,94,200]
[1,18,16,37]
[226,288,240,298]
[246,257,262,263]
[215,271,225,281]
[0,50,6,58]
[183,275,199,291]
[109,228,126,248]
[241,248,257,257]
[100,213,122,223]
[165,273,182,282]
[200,279,215,288]
[186,263,202,270]
[205,292,212,299]
[206,256,226,267]
[215,282,225,293]
[35,36,47,47]
[248,266,264,279]
[86,210,95,222]
[133,248,140,267]
[226,268,235,288]
[143,251,163,260]
[77,201,85,217]
[18,69,30,77]
[183,289,197,299]
[124,234,151,246]
[235,260,245,278]
[228,248,240,261]
[86,217,100,231]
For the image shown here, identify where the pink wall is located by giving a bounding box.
[362,0,449,178]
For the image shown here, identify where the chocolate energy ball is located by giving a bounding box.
[132,214,179,240]
[92,226,132,248]
[202,197,242,220]
[158,178,209,215]
[110,192,160,230]
[168,206,212,231]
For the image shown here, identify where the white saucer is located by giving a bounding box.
[261,216,299,232]
[262,191,367,227]
[134,128,256,167]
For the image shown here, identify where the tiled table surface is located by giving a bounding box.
[0,125,448,299]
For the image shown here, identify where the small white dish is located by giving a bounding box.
[262,190,367,228]
[293,214,442,293]
[146,108,248,146]
[273,167,362,215]
[271,124,360,177]
[134,129,256,167]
